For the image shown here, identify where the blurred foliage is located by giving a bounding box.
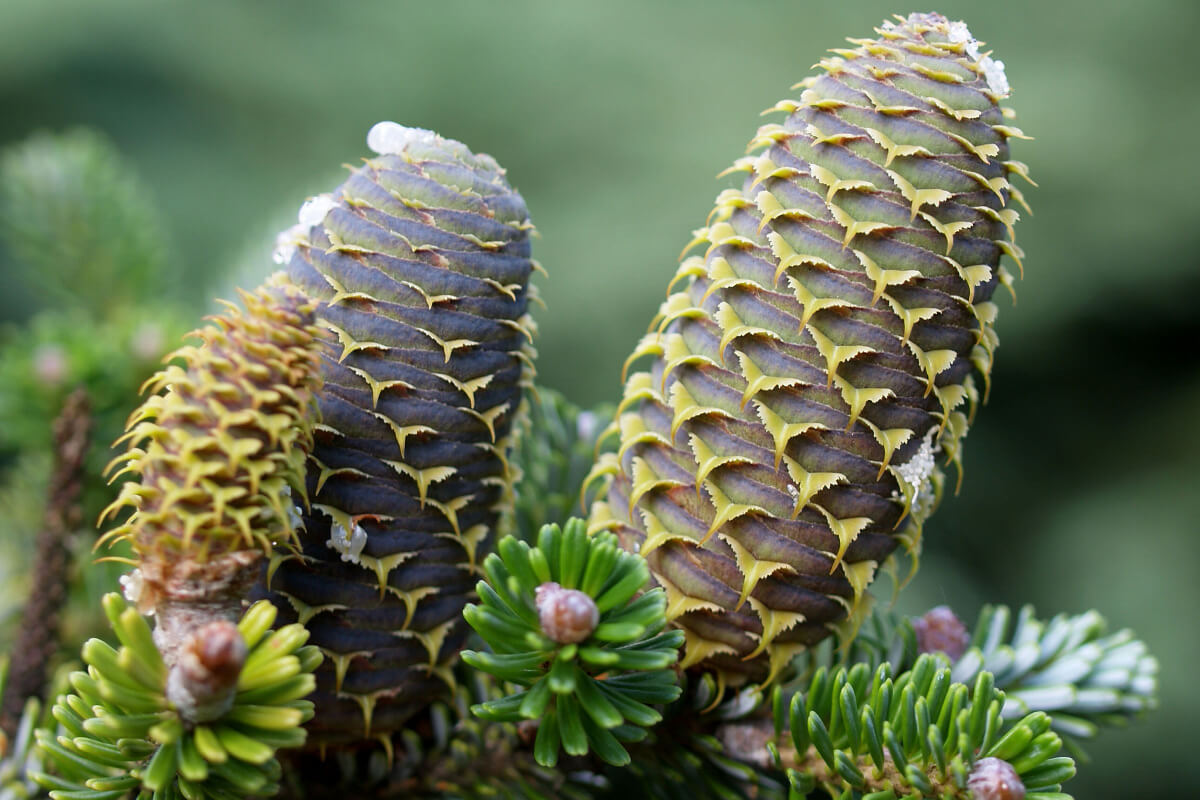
[0,307,188,461]
[0,127,193,680]
[0,129,174,318]
[0,441,141,668]
[0,130,194,578]
[0,453,47,644]
[0,1,1193,797]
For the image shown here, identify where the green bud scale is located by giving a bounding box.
[266,123,538,742]
[587,13,1031,686]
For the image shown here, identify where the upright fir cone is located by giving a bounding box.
[587,13,1031,687]
[265,122,538,742]
[100,279,323,666]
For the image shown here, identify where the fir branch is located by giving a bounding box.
[392,674,605,800]
[276,671,609,800]
[778,655,1075,799]
[0,388,90,739]
[951,605,1158,742]
[611,678,788,800]
[32,595,320,800]
[463,520,684,768]
[511,389,613,543]
[834,604,1158,744]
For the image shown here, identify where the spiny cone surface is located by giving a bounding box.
[100,280,322,564]
[266,123,537,742]
[588,13,1030,687]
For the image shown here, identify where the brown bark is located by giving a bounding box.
[0,388,91,737]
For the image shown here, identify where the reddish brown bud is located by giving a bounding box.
[913,605,971,662]
[167,619,248,722]
[516,719,540,745]
[968,757,1026,800]
[181,620,248,687]
[535,582,599,644]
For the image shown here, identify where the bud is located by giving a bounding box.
[180,619,249,688]
[166,619,248,723]
[535,582,599,644]
[968,757,1025,800]
[912,604,970,661]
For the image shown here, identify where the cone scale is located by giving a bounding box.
[266,123,537,742]
[588,14,1030,687]
[99,281,322,663]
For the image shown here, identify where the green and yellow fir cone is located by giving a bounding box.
[585,13,1032,689]
[511,389,613,543]
[97,279,322,669]
[32,594,321,800]
[263,122,539,743]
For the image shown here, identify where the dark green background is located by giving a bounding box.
[2,1,1195,795]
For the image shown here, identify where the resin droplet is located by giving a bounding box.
[366,121,439,155]
[327,518,367,564]
[297,194,335,228]
[535,582,599,644]
[980,56,1010,97]
[913,605,970,662]
[119,568,155,615]
[968,757,1025,800]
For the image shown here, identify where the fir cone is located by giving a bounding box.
[99,280,322,665]
[588,13,1030,687]
[266,122,537,742]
